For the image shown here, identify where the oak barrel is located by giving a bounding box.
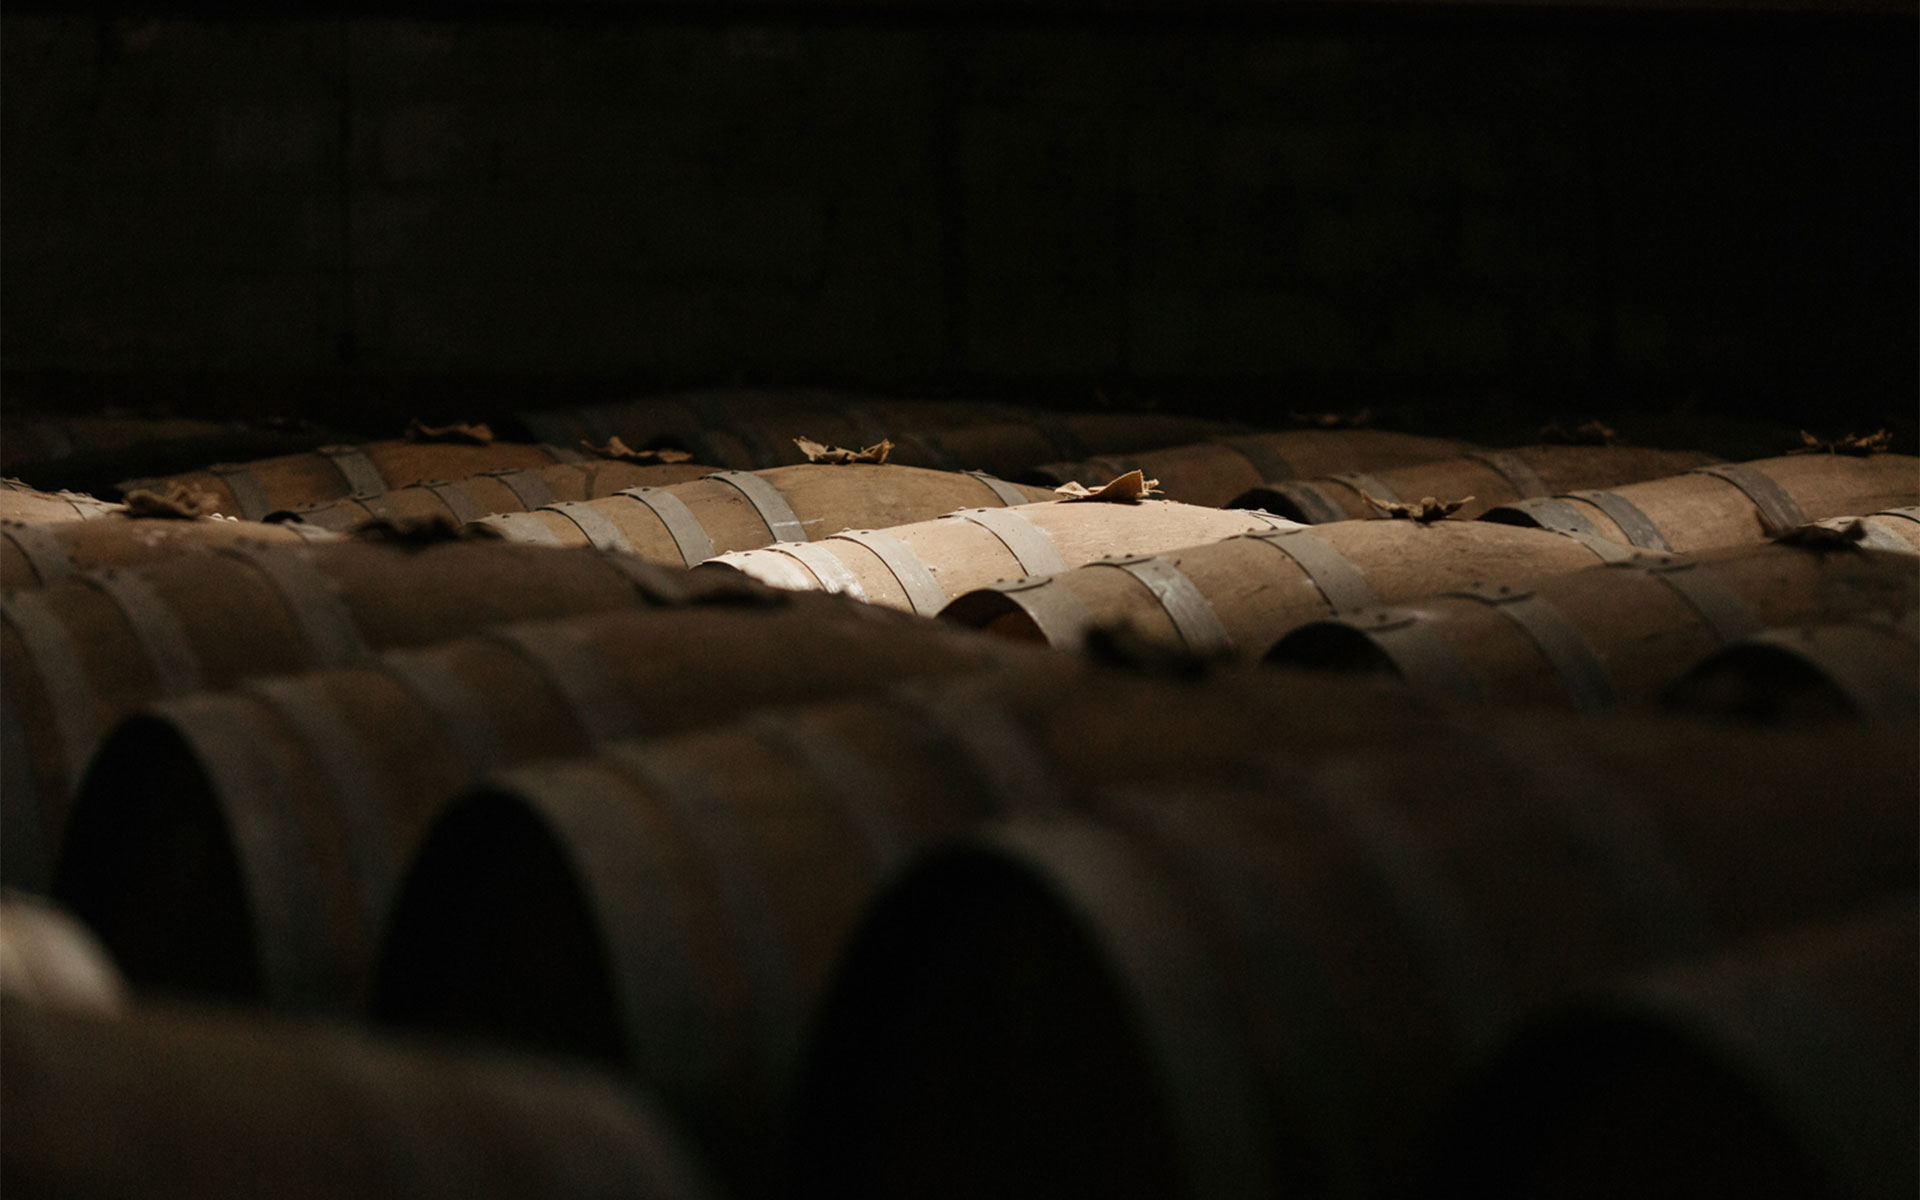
[1,1000,715,1200]
[1424,901,1917,1200]
[480,463,1054,564]
[1024,428,1472,507]
[1663,610,1920,723]
[1,540,738,890]
[282,458,714,531]
[942,518,1616,658]
[55,600,1035,1012]
[1266,541,1920,710]
[707,499,1303,615]
[791,719,1917,1200]
[1,515,340,590]
[0,478,123,524]
[1241,444,1721,523]
[1480,453,1920,554]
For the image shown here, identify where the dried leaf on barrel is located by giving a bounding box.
[1362,492,1472,523]
[405,417,495,446]
[1288,407,1372,429]
[582,435,694,463]
[1788,428,1892,456]
[793,436,894,465]
[353,514,503,547]
[119,484,219,520]
[1538,420,1620,446]
[1054,470,1161,504]
[1773,519,1869,554]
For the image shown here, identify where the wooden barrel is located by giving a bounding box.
[1480,453,1920,554]
[888,413,1251,482]
[790,719,1917,1200]
[0,896,126,1014]
[1663,610,1920,723]
[1266,542,1920,711]
[1241,444,1722,523]
[0,1000,716,1200]
[1,413,339,493]
[118,438,588,521]
[517,391,1031,469]
[54,602,1037,1013]
[367,664,1485,1196]
[1424,901,1917,1200]
[283,458,714,532]
[0,478,124,524]
[0,540,738,891]
[2,516,340,590]
[942,518,1615,658]
[1803,506,1920,553]
[1022,429,1473,507]
[707,500,1303,616]
[480,463,1054,565]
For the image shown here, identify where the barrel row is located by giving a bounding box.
[1267,539,1920,714]
[942,519,1617,657]
[1481,452,1918,554]
[286,458,714,532]
[789,723,1916,1200]
[480,463,1053,567]
[1242,443,1722,523]
[56,603,1039,1011]
[119,438,589,521]
[1,515,342,590]
[708,499,1305,615]
[342,698,1917,1199]
[0,541,755,890]
[1,478,124,524]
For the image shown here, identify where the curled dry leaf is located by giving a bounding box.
[405,418,495,446]
[1288,407,1372,429]
[583,435,693,463]
[1774,519,1869,553]
[1053,469,1161,504]
[120,484,218,520]
[1789,428,1892,456]
[1363,492,1472,523]
[793,436,894,465]
[353,513,503,547]
[1538,420,1620,446]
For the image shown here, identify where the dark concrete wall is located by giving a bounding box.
[3,9,1912,429]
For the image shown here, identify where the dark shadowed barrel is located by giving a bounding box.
[481,463,1055,565]
[1266,541,1920,710]
[1,540,744,890]
[1,1000,716,1200]
[789,717,1916,1200]
[1422,901,1918,1200]
[1480,453,1919,554]
[54,599,1036,1013]
[1663,610,1919,723]
[1241,444,1721,523]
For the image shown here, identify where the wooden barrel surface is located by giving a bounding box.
[0,478,124,524]
[1242,444,1723,523]
[942,518,1615,658]
[1663,609,1920,723]
[0,540,736,891]
[1023,428,1472,507]
[0,1000,716,1200]
[707,499,1304,616]
[0,896,127,1014]
[1480,453,1920,555]
[517,392,1031,469]
[1425,901,1917,1200]
[888,413,1251,482]
[118,439,588,521]
[790,719,1917,1200]
[284,459,714,532]
[480,463,1055,565]
[1804,506,1920,553]
[1266,542,1920,711]
[55,601,1038,1013]
[1,515,340,590]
